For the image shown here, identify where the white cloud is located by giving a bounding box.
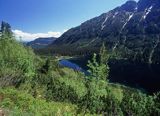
[13,30,64,41]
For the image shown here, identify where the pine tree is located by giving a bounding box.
[0,21,13,38]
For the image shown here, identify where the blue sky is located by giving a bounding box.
[0,0,138,41]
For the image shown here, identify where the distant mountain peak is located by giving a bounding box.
[27,37,56,49]
[125,0,137,5]
[120,0,137,12]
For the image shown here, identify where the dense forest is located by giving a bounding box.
[0,22,160,115]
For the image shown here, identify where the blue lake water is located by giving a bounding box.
[59,59,88,75]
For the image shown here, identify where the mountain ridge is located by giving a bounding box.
[49,0,160,63]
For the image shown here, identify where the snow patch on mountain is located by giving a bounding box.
[112,12,118,19]
[120,13,134,33]
[112,42,119,51]
[101,13,110,30]
[149,39,160,64]
[142,5,153,20]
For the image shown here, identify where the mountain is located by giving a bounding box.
[50,0,160,63]
[27,37,56,49]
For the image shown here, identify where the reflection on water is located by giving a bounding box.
[109,59,160,94]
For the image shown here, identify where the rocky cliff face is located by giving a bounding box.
[51,0,160,63]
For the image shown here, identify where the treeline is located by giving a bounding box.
[36,37,160,64]
[35,45,100,56]
[0,22,160,115]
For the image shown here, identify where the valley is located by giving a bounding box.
[0,0,160,115]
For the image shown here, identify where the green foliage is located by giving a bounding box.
[83,45,119,113]
[44,67,87,103]
[108,85,123,102]
[0,22,36,87]
[100,43,109,64]
[81,78,108,113]
[0,22,160,116]
[87,44,109,81]
[0,88,77,116]
[87,53,109,81]
[103,93,124,116]
[121,91,156,116]
[153,92,160,114]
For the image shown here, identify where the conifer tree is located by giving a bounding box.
[0,21,13,38]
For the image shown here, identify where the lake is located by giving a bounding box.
[59,57,160,94]
[59,59,89,75]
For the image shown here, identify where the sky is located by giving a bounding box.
[0,0,138,41]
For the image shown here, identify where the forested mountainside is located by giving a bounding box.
[49,0,160,63]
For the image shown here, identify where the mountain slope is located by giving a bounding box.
[27,37,56,49]
[50,0,160,63]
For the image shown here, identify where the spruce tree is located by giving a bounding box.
[0,21,13,38]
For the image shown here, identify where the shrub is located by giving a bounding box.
[0,22,36,87]
[0,88,77,116]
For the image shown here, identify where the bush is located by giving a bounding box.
[0,27,36,87]
[44,67,87,103]
[121,91,156,116]
[0,88,77,116]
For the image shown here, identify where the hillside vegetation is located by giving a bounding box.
[0,22,160,116]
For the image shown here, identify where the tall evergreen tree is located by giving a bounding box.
[0,21,13,38]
